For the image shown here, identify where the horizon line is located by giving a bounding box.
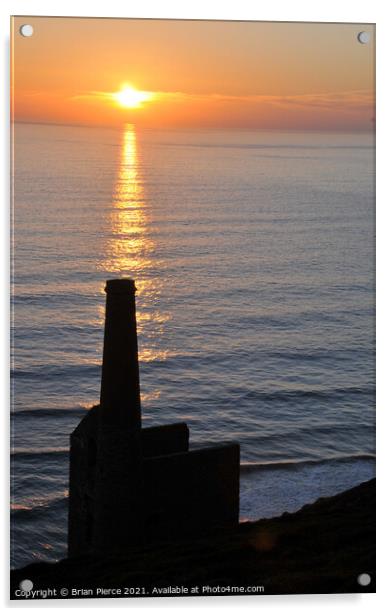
[12,119,375,135]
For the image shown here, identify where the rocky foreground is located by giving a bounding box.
[11,478,375,599]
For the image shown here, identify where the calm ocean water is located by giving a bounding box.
[11,123,375,568]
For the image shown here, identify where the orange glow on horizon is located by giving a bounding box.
[11,17,375,132]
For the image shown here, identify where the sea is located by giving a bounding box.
[11,122,375,569]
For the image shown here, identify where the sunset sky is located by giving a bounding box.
[11,17,375,131]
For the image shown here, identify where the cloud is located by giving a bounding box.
[68,88,373,112]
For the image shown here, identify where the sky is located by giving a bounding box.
[11,17,375,131]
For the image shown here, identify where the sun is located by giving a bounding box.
[114,85,153,109]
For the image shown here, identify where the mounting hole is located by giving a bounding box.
[19,578,33,592]
[357,573,371,586]
[357,31,370,44]
[19,24,34,37]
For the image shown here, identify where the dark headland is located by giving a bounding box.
[11,478,375,597]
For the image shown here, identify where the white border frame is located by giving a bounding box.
[1,1,388,613]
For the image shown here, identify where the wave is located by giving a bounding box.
[240,453,375,473]
[11,386,375,419]
[11,448,69,461]
[11,495,67,521]
[156,141,374,151]
[11,448,375,483]
[11,406,91,418]
[237,385,375,403]
[11,364,100,380]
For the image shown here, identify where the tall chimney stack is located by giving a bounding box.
[93,279,143,552]
[100,279,141,431]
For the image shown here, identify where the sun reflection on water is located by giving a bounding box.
[102,123,153,275]
[100,124,169,364]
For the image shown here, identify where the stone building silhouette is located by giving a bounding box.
[68,279,240,557]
